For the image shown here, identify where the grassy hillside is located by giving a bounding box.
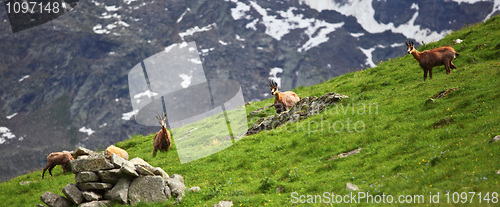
[1,16,499,206]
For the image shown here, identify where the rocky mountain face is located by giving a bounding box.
[0,0,497,181]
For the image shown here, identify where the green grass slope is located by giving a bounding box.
[1,16,499,206]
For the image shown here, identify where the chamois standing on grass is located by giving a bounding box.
[41,152,74,179]
[406,41,460,80]
[153,113,172,157]
[269,79,300,114]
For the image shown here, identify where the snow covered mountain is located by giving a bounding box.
[0,0,497,181]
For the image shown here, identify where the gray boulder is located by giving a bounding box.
[110,153,126,168]
[62,183,84,204]
[167,178,186,198]
[187,186,201,193]
[170,174,184,184]
[75,171,100,183]
[128,176,169,205]
[98,169,121,184]
[78,200,112,207]
[72,147,95,159]
[104,178,131,204]
[40,191,73,207]
[82,191,102,201]
[77,182,114,191]
[152,167,169,180]
[119,160,139,177]
[214,201,233,207]
[164,185,172,199]
[70,154,114,173]
[135,165,155,176]
[490,135,500,143]
[346,182,360,191]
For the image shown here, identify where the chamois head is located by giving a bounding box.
[269,80,279,96]
[156,112,167,129]
[406,41,415,54]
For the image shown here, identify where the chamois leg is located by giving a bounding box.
[41,164,54,179]
[423,68,428,81]
[429,68,433,79]
[48,165,56,177]
[153,149,157,157]
[444,61,451,74]
[450,60,457,69]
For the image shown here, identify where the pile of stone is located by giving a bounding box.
[246,92,348,135]
[40,147,187,206]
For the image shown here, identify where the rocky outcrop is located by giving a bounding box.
[40,148,187,206]
[247,92,348,135]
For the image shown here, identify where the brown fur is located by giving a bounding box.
[406,41,459,80]
[42,152,74,179]
[105,145,129,160]
[153,113,172,157]
[269,80,300,114]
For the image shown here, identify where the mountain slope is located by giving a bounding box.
[0,12,499,207]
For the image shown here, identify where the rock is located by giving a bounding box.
[82,191,102,201]
[129,157,153,169]
[164,185,172,199]
[78,200,112,207]
[77,182,114,191]
[98,169,121,184]
[135,165,155,176]
[496,170,500,175]
[247,92,348,135]
[213,200,233,207]
[128,176,169,205]
[276,186,285,193]
[329,148,362,160]
[62,183,84,204]
[432,88,458,99]
[110,153,126,168]
[187,186,201,193]
[119,160,139,177]
[170,174,185,184]
[152,167,169,180]
[40,191,73,207]
[70,154,115,173]
[19,180,37,185]
[75,172,100,183]
[72,147,95,159]
[77,155,89,160]
[105,145,129,160]
[346,183,360,191]
[104,178,131,204]
[36,204,45,207]
[167,178,186,198]
[489,135,500,143]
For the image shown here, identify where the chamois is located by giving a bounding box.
[42,152,74,179]
[406,41,460,80]
[153,113,172,157]
[269,79,300,114]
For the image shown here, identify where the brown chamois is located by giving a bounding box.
[406,41,460,80]
[153,113,172,157]
[41,152,74,179]
[269,79,300,114]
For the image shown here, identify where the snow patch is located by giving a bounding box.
[122,110,138,121]
[269,67,283,88]
[299,0,452,43]
[79,127,95,136]
[6,113,17,119]
[93,24,110,34]
[179,74,193,88]
[133,90,159,99]
[350,33,364,38]
[177,8,191,23]
[235,34,245,41]
[219,40,229,46]
[105,5,120,12]
[18,75,29,82]
[0,126,16,144]
[358,47,376,68]
[179,23,217,40]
